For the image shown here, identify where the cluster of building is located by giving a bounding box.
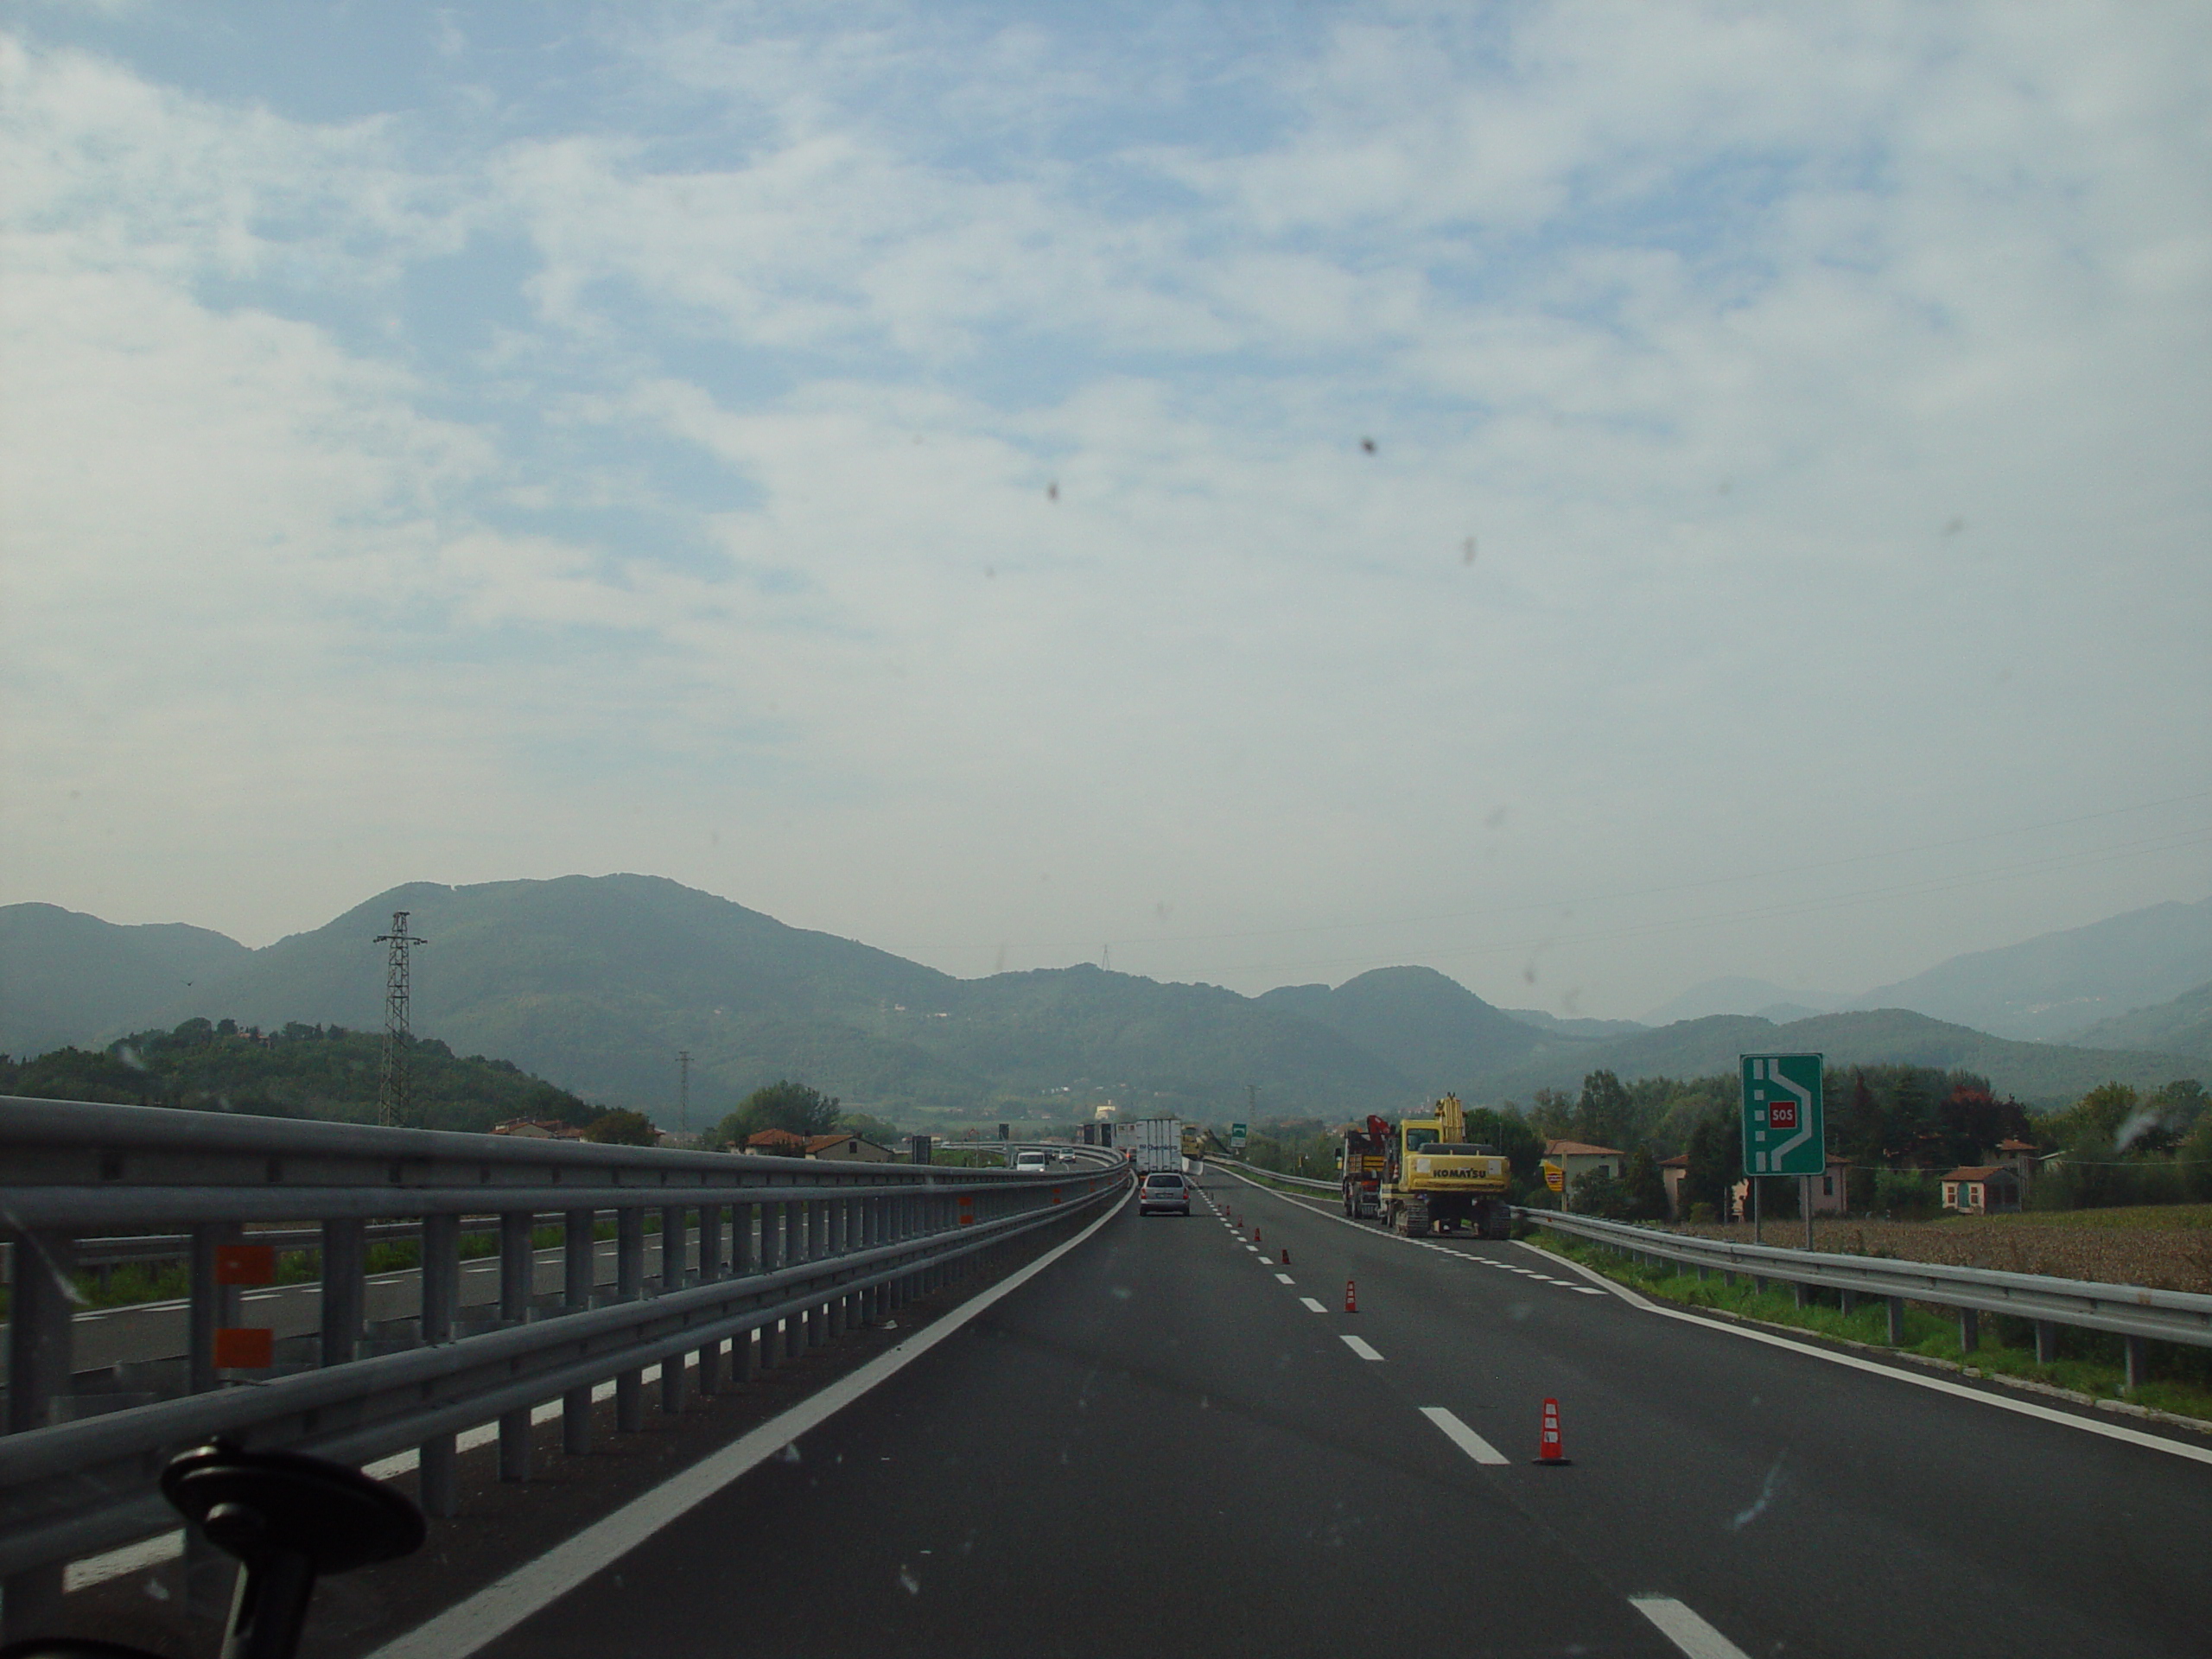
[1543,1136,2044,1220]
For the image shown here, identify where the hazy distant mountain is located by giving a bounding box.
[1256,967,1542,1088]
[0,903,251,1059]
[1641,976,1845,1026]
[98,875,1412,1122]
[2070,981,2212,1063]
[1501,1007,1649,1039]
[1849,897,2212,1040]
[1479,1007,2201,1108]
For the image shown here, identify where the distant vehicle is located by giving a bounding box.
[1138,1171,1191,1215]
[1113,1116,1184,1174]
[1013,1149,1052,1173]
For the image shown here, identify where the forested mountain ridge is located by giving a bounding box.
[0,1017,592,1132]
[6,880,2201,1125]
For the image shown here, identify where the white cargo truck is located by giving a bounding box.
[1112,1116,1183,1175]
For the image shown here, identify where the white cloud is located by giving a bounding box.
[1,6,2207,1015]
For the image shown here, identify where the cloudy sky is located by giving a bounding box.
[3,2,2207,1020]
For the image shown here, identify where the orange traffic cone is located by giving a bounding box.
[1535,1398,1569,1465]
[1280,1247,1289,1265]
[1344,1278,1357,1313]
[1255,1228,1262,1244]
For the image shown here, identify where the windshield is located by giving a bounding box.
[5,10,2202,1659]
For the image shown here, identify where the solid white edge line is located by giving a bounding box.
[1629,1596,1752,1659]
[1224,1166,2212,1467]
[1339,1334,1385,1362]
[363,1196,1124,1659]
[1522,1241,2212,1467]
[1419,1405,1510,1465]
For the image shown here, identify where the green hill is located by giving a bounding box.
[0,1018,591,1133]
[0,904,251,1059]
[1260,967,1546,1083]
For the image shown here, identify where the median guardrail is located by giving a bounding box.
[0,1097,1128,1638]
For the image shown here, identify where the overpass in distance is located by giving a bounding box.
[3,1104,2210,1658]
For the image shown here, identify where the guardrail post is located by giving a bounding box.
[660,1204,687,1415]
[498,1212,533,1484]
[1793,1281,1808,1310]
[2125,1335,2147,1392]
[321,1217,366,1367]
[185,1220,244,1618]
[188,1220,242,1395]
[2035,1319,2057,1363]
[616,1208,645,1433]
[563,1209,594,1454]
[1887,1296,1906,1344]
[417,1211,462,1518]
[3,1229,76,1643]
[1958,1306,1979,1354]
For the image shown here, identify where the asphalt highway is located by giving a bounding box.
[437,1167,2212,1659]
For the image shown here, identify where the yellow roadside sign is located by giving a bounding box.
[1542,1160,1565,1193]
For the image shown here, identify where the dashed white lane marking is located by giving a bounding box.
[1274,1272,1296,1284]
[1300,1297,1328,1313]
[1571,1286,1607,1295]
[1629,1596,1752,1659]
[1340,1334,1385,1362]
[1420,1405,1510,1465]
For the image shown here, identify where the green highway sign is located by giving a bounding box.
[1741,1053,1825,1177]
[1231,1122,1248,1150]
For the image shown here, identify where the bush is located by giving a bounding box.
[1875,1169,1942,1218]
[1688,1201,1718,1224]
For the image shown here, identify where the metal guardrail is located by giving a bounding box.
[1514,1206,2212,1369]
[0,1098,1128,1637]
[1211,1158,1339,1194]
[1212,1158,2212,1376]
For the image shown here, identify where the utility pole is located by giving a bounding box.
[677,1050,691,1135]
[374,912,424,1128]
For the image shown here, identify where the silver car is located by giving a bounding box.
[1138,1171,1191,1215]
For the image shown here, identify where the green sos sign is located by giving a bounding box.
[1741,1053,1825,1177]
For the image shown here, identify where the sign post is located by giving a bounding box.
[1742,1053,1824,1244]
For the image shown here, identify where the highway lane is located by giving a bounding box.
[60,1231,692,1374]
[1211,1168,2212,1659]
[457,1179,1714,1659]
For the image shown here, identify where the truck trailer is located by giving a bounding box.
[1112,1116,1184,1175]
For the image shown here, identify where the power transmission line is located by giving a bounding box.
[374,912,425,1128]
[678,1049,691,1134]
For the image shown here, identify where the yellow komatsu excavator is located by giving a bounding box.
[1374,1094,1513,1239]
